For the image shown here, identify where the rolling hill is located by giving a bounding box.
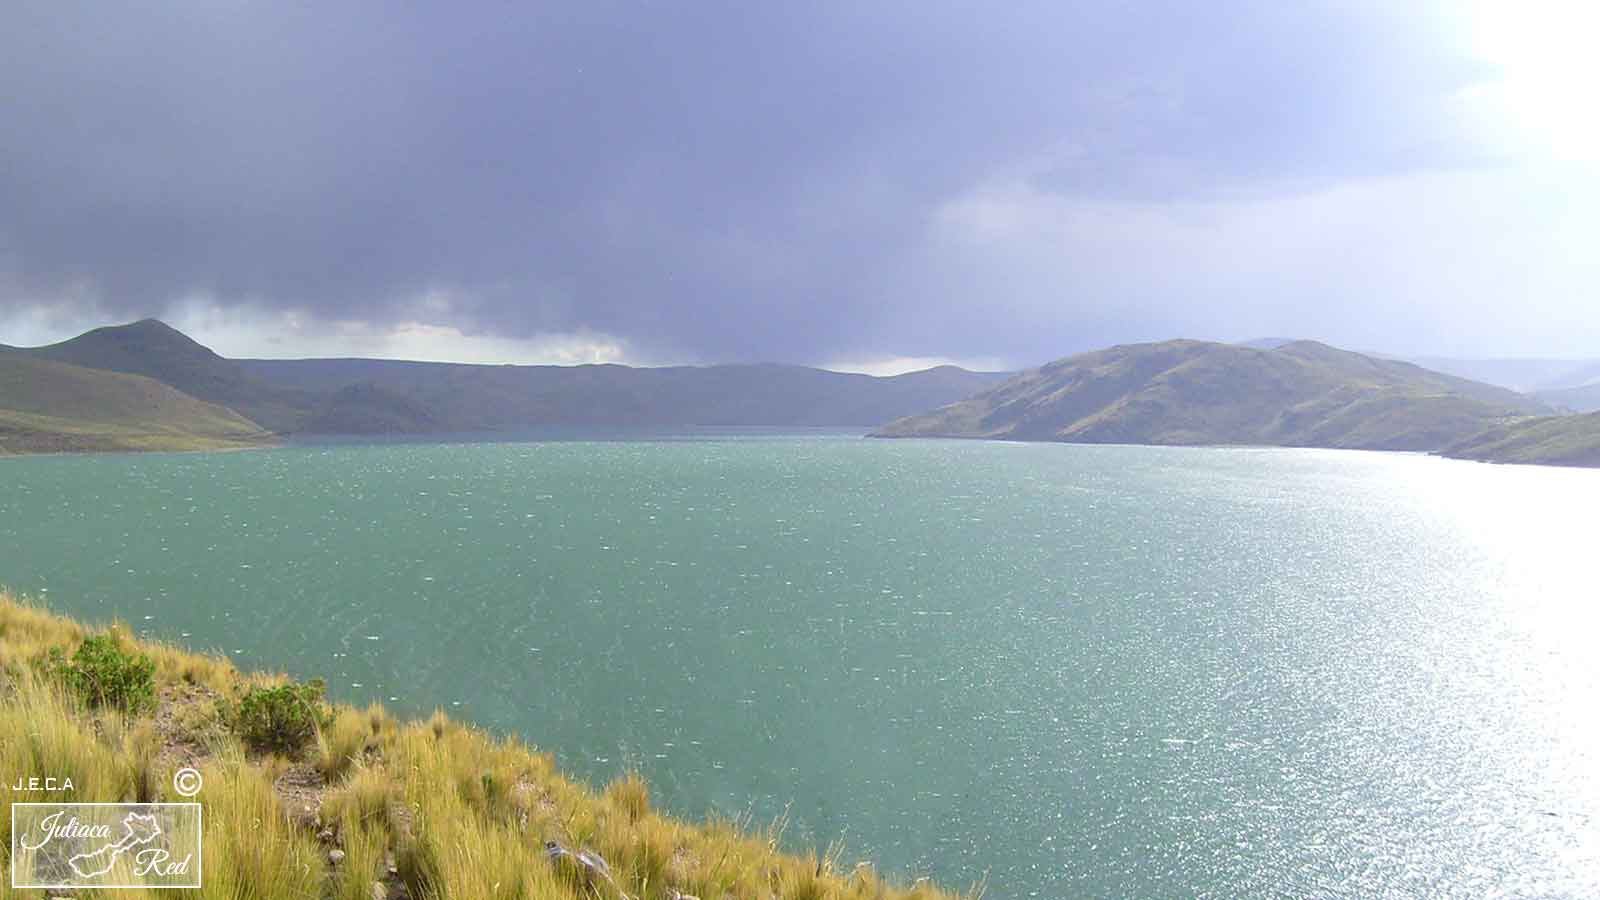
[1534,382,1600,413]
[0,355,272,453]
[18,319,318,432]
[5,320,1011,439]
[872,339,1550,451]
[238,357,1013,431]
[1254,342,1600,397]
[1441,412,1600,467]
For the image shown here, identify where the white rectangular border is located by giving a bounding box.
[10,801,203,889]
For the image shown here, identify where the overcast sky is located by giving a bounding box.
[2,1,1595,372]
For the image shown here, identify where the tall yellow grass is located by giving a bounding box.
[0,591,976,900]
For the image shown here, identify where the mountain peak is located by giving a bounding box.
[62,318,223,360]
[17,318,271,418]
[1271,339,1344,356]
[124,317,181,333]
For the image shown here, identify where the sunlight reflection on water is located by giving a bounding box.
[1,439,1597,897]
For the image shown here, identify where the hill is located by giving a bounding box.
[235,358,1012,430]
[7,320,1010,439]
[1441,412,1600,467]
[0,355,272,454]
[18,320,1013,433]
[236,358,1013,431]
[1269,347,1600,395]
[1535,382,1600,413]
[20,319,318,432]
[872,339,1549,451]
[298,382,444,434]
[0,591,965,899]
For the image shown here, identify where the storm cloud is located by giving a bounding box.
[2,1,1595,368]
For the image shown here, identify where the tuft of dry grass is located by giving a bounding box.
[316,704,372,783]
[321,760,398,833]
[330,799,390,900]
[0,590,973,900]
[195,748,327,899]
[605,769,653,824]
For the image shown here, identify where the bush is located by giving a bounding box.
[228,679,331,755]
[43,633,157,712]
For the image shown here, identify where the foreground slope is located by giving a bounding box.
[0,355,272,453]
[1441,412,1600,467]
[872,339,1547,451]
[0,592,966,899]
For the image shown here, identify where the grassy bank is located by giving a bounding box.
[0,408,274,455]
[1440,411,1600,467]
[0,592,972,900]
[0,354,276,456]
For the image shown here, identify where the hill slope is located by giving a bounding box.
[21,319,317,432]
[0,593,963,899]
[230,355,1011,431]
[1441,412,1600,467]
[12,320,1010,436]
[238,358,1013,429]
[872,339,1548,451]
[0,355,272,453]
[1535,382,1600,413]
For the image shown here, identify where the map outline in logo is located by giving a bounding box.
[10,802,203,890]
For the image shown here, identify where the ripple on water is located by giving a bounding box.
[0,439,1597,898]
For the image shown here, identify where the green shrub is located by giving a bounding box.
[228,678,331,755]
[42,634,157,712]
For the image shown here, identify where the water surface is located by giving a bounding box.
[3,434,1597,897]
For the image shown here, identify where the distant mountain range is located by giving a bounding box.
[231,354,1012,432]
[1243,338,1600,411]
[4,320,1596,467]
[1400,357,1600,416]
[872,339,1581,456]
[0,319,1009,451]
[1407,357,1600,393]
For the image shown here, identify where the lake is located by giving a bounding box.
[2,433,1597,897]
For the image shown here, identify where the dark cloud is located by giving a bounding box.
[6,1,1582,365]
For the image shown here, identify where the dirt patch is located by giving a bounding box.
[152,681,223,770]
[273,762,327,828]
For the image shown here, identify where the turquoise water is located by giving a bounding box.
[3,434,1597,897]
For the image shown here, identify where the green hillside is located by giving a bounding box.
[872,339,1548,451]
[11,319,1008,437]
[1441,412,1600,467]
[234,359,1012,432]
[0,355,273,454]
[300,382,443,434]
[21,319,317,432]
